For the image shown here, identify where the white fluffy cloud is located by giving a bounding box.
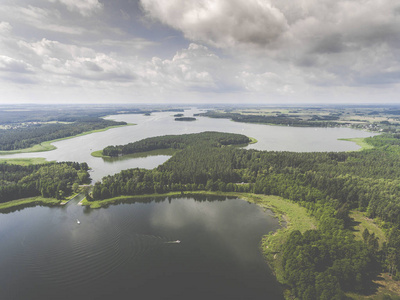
[142,43,218,90]
[140,0,288,48]
[0,55,34,73]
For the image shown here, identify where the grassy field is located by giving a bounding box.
[347,273,400,299]
[0,123,134,155]
[346,210,398,299]
[0,196,60,211]
[0,157,51,165]
[350,210,387,247]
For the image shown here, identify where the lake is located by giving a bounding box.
[0,108,376,182]
[0,195,283,300]
[0,108,378,299]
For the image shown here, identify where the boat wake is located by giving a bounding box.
[165,240,181,244]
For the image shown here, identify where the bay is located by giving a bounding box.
[0,196,283,300]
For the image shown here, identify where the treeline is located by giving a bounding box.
[0,106,184,125]
[102,131,250,157]
[200,111,344,127]
[0,162,90,201]
[90,132,400,298]
[0,118,126,150]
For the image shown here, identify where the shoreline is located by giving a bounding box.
[0,123,135,155]
[91,148,178,159]
[0,197,61,212]
[338,137,375,151]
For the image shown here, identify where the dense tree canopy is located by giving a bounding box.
[102,131,250,157]
[0,162,90,201]
[0,118,126,150]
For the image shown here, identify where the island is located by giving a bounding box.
[174,117,196,122]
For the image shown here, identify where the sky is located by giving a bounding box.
[1,0,400,105]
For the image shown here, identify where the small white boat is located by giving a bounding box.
[77,219,80,224]
[166,240,180,244]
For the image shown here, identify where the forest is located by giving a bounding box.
[0,118,126,150]
[90,132,400,299]
[0,162,90,201]
[102,131,250,157]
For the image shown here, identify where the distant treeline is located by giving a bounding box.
[102,131,250,157]
[0,162,90,202]
[91,132,400,298]
[0,106,184,125]
[200,111,344,127]
[0,118,126,150]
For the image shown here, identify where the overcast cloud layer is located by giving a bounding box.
[0,0,399,104]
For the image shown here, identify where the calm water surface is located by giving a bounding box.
[0,108,376,182]
[0,196,283,300]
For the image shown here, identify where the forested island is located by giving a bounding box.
[174,117,196,121]
[87,131,400,299]
[101,131,250,157]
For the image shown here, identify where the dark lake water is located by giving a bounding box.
[0,195,284,300]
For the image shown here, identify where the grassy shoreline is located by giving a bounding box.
[0,196,61,212]
[339,137,375,151]
[249,137,258,144]
[0,157,52,166]
[0,123,135,155]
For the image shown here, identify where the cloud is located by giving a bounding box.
[0,5,84,35]
[48,0,103,16]
[16,38,136,82]
[0,56,34,73]
[140,0,288,48]
[140,0,400,88]
[141,43,220,90]
[0,22,12,35]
